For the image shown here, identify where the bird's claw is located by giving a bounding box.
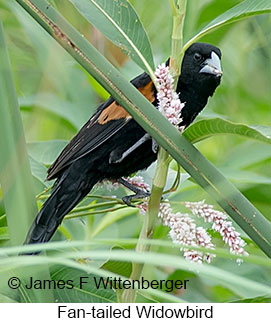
[122,190,150,207]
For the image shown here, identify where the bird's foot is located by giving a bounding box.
[122,190,150,207]
[117,177,150,207]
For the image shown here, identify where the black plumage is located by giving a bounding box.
[24,42,222,248]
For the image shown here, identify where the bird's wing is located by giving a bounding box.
[47,73,155,180]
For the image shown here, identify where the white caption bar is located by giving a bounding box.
[1,303,270,322]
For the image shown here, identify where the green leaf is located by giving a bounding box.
[0,254,184,302]
[5,250,268,298]
[51,266,117,302]
[0,17,53,303]
[29,156,50,187]
[184,118,271,144]
[92,208,138,238]
[0,293,18,303]
[0,227,9,241]
[233,296,271,303]
[102,247,132,278]
[27,140,67,166]
[71,250,271,298]
[184,0,271,49]
[220,142,271,169]
[2,239,271,267]
[220,168,271,185]
[19,94,84,130]
[0,19,37,246]
[69,0,154,74]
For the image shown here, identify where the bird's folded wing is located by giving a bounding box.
[46,103,131,180]
[47,73,155,180]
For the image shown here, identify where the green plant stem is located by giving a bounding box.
[170,0,187,80]
[122,150,171,302]
[35,184,53,199]
[64,206,126,219]
[87,194,123,202]
[69,201,123,214]
[163,163,181,194]
[122,1,187,303]
[169,0,177,16]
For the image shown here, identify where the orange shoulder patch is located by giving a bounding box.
[138,81,155,103]
[97,102,130,125]
[98,81,155,125]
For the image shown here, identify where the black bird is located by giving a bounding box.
[24,42,222,247]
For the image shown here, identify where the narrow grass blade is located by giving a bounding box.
[0,18,37,245]
[69,0,154,75]
[1,251,270,298]
[184,0,271,50]
[1,240,270,268]
[0,17,54,302]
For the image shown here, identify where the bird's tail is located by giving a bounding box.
[24,169,100,252]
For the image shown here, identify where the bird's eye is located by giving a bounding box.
[194,53,202,61]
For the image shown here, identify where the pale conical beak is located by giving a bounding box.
[200,51,222,76]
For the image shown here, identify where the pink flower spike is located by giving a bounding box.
[96,180,121,191]
[154,63,185,130]
[158,200,216,264]
[124,175,150,193]
[136,200,148,215]
[184,200,249,261]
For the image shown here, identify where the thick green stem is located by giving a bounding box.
[170,0,187,80]
[122,150,170,302]
[122,0,187,303]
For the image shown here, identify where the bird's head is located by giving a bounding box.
[179,42,222,98]
[176,42,222,127]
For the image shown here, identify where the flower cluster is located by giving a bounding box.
[184,200,248,260]
[158,201,215,264]
[96,180,120,191]
[136,196,248,264]
[125,175,150,193]
[97,175,249,264]
[154,63,185,131]
[97,176,150,193]
[136,200,149,215]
